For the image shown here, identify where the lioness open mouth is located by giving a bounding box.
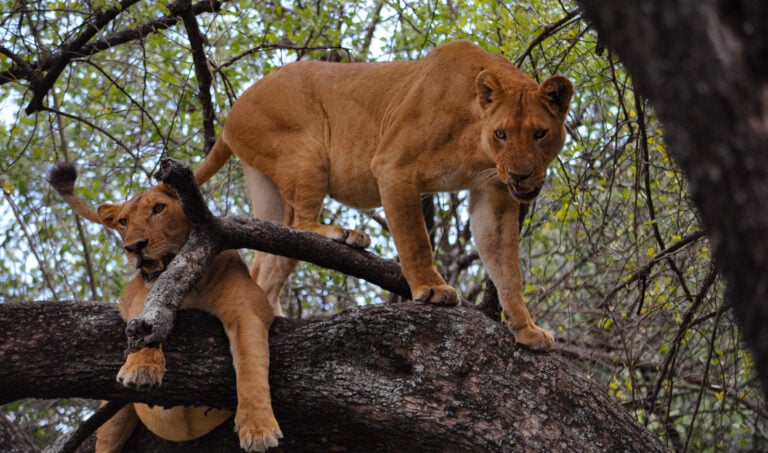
[509,183,542,201]
[139,254,176,282]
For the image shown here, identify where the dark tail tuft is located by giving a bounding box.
[46,162,78,196]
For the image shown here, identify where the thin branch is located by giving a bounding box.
[634,88,694,314]
[647,265,719,419]
[2,189,58,299]
[682,306,722,452]
[80,60,166,152]
[49,87,99,300]
[0,1,225,91]
[515,10,581,68]
[214,43,352,73]
[25,0,143,114]
[174,0,216,151]
[600,230,706,309]
[360,0,385,59]
[43,400,128,453]
[39,106,151,180]
[0,44,38,82]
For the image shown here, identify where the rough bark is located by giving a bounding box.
[577,0,768,395]
[1,301,664,452]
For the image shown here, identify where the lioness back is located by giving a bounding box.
[220,40,530,209]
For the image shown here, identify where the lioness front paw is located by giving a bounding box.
[235,409,283,452]
[510,323,554,351]
[413,284,459,306]
[117,348,165,388]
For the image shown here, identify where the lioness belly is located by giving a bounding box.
[134,403,232,441]
[328,167,381,209]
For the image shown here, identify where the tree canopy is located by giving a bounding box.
[0,0,764,450]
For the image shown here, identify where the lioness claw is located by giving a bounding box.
[511,324,555,351]
[236,415,283,452]
[414,285,459,306]
[117,363,164,388]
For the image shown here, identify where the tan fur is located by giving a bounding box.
[195,40,573,350]
[50,172,281,451]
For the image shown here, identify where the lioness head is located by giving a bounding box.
[476,71,573,202]
[47,163,190,282]
[96,185,190,282]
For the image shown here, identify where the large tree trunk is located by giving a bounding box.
[577,0,768,395]
[1,301,663,452]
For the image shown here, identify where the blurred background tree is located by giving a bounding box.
[0,0,763,450]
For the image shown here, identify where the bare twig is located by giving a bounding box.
[600,230,706,309]
[42,400,128,453]
[2,189,58,299]
[634,88,694,314]
[515,10,581,68]
[49,88,99,300]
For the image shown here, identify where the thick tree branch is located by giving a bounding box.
[1,301,665,452]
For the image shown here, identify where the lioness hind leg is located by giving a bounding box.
[294,221,371,248]
[250,251,295,316]
[244,166,295,316]
[244,164,369,315]
[95,402,138,453]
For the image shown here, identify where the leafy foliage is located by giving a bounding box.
[0,0,764,450]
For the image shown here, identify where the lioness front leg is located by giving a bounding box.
[377,178,458,306]
[117,286,166,387]
[469,184,554,351]
[117,347,165,388]
[209,279,282,452]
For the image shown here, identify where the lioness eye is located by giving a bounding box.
[118,218,127,227]
[152,204,166,215]
[494,130,507,141]
[533,129,548,140]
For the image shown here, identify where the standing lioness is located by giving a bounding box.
[195,40,573,351]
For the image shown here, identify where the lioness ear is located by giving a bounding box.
[97,203,121,229]
[155,183,179,199]
[476,70,503,110]
[538,76,574,116]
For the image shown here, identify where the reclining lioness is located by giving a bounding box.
[195,40,573,351]
[47,163,282,452]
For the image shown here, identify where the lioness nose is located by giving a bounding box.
[124,239,148,254]
[509,172,532,183]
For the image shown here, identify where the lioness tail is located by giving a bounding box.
[46,162,103,225]
[194,136,233,185]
